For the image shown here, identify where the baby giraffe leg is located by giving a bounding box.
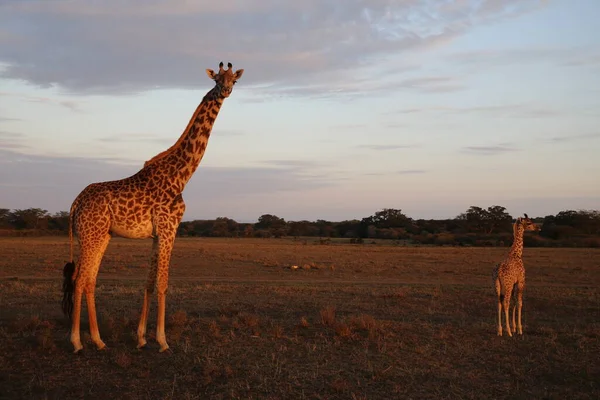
[511,286,518,334]
[495,278,503,336]
[516,282,525,335]
[503,286,514,337]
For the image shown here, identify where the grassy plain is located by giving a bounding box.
[0,237,598,399]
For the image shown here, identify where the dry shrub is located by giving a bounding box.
[299,316,310,328]
[349,314,378,331]
[437,324,452,340]
[35,327,56,352]
[320,306,336,326]
[169,310,188,327]
[113,350,132,368]
[334,322,352,338]
[271,324,284,338]
[330,378,350,393]
[208,320,221,338]
[381,287,409,299]
[239,313,260,328]
[200,362,232,386]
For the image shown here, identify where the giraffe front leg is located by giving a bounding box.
[495,278,502,336]
[155,232,176,353]
[137,238,158,349]
[517,283,525,335]
[503,288,513,337]
[511,304,517,334]
[154,198,185,353]
[497,298,503,336]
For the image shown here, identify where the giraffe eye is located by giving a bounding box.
[233,81,237,85]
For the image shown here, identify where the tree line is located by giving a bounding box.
[1,206,599,247]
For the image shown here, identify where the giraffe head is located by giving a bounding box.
[516,213,541,232]
[205,61,244,98]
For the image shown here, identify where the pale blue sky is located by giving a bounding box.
[0,0,599,222]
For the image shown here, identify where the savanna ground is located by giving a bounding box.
[0,237,598,400]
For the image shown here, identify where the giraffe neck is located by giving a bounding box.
[509,223,524,258]
[143,87,224,190]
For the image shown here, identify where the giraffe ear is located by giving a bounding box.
[234,69,244,80]
[206,69,217,80]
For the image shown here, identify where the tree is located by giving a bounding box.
[486,205,512,234]
[457,205,512,234]
[371,208,411,228]
[211,217,238,237]
[8,208,49,230]
[255,214,288,237]
[243,225,254,238]
[48,211,70,232]
[0,208,10,228]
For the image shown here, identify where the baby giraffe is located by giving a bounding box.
[493,213,540,337]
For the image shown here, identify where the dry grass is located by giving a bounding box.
[0,237,598,399]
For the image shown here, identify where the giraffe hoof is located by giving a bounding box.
[95,341,107,351]
[73,346,83,354]
[158,344,170,353]
[137,341,147,350]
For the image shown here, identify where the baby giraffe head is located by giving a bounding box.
[517,213,541,232]
[206,61,244,98]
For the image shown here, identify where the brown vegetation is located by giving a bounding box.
[0,237,598,399]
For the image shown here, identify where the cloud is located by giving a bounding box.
[392,103,560,118]
[0,0,547,95]
[397,169,428,174]
[260,159,324,169]
[549,133,600,143]
[461,144,518,155]
[329,124,368,131]
[0,91,83,112]
[0,148,335,213]
[96,133,173,146]
[251,74,464,100]
[394,76,465,93]
[447,46,600,70]
[363,144,418,151]
[0,130,27,150]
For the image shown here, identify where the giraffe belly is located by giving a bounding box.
[110,219,153,239]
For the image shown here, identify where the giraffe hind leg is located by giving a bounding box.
[503,285,514,338]
[495,278,502,336]
[511,284,517,334]
[70,233,111,352]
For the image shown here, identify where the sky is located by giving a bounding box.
[0,0,599,222]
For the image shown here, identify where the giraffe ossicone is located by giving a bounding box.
[61,62,244,353]
[492,213,540,337]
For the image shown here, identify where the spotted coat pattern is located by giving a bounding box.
[492,215,540,337]
[65,63,244,353]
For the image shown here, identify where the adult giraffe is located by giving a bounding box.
[62,62,244,353]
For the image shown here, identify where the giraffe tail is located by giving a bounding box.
[61,204,76,319]
[61,261,75,319]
